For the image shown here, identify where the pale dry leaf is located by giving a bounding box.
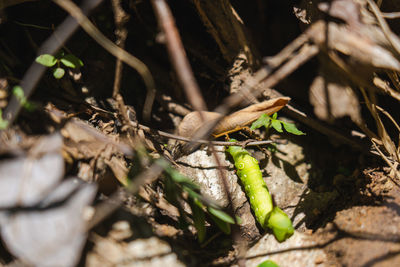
[62,118,132,160]
[0,179,97,267]
[0,133,64,207]
[314,0,400,71]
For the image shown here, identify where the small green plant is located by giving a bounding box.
[35,51,83,79]
[250,112,305,135]
[257,260,280,267]
[0,109,9,130]
[12,86,36,111]
[226,140,294,242]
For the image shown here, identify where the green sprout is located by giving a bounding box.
[226,140,294,242]
[251,112,305,135]
[0,109,9,130]
[35,51,83,79]
[257,260,280,267]
[12,86,36,111]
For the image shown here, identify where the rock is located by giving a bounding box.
[246,232,329,267]
[87,236,185,267]
[176,147,261,240]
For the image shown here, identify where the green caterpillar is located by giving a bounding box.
[226,140,294,242]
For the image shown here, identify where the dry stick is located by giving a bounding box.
[151,0,207,112]
[111,0,130,98]
[52,0,156,122]
[109,0,141,142]
[381,12,400,19]
[129,119,274,146]
[3,0,103,125]
[264,33,309,69]
[151,0,244,261]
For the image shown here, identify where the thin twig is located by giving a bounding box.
[381,12,400,19]
[151,0,207,112]
[111,0,130,98]
[128,118,274,147]
[52,0,156,122]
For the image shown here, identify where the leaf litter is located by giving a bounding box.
[2,0,400,266]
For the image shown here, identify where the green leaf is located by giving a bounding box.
[272,112,278,120]
[22,101,37,112]
[190,199,206,243]
[271,120,283,132]
[60,54,83,68]
[250,113,270,130]
[35,54,57,67]
[0,119,8,130]
[209,211,231,234]
[55,50,65,59]
[266,143,277,153]
[12,86,35,111]
[235,215,243,225]
[53,67,65,79]
[0,110,8,130]
[257,260,280,267]
[167,169,199,190]
[207,207,235,224]
[281,121,305,135]
[183,186,202,200]
[157,159,197,186]
[12,86,24,100]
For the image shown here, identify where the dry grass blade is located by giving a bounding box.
[375,105,400,133]
[372,141,400,184]
[360,87,399,163]
[373,77,400,102]
[366,0,400,55]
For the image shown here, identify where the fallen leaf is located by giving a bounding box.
[309,74,361,124]
[177,97,290,137]
[0,133,64,207]
[0,179,97,267]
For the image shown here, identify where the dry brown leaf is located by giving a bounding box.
[309,75,362,124]
[177,97,290,138]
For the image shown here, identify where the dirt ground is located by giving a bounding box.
[1,0,400,266]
